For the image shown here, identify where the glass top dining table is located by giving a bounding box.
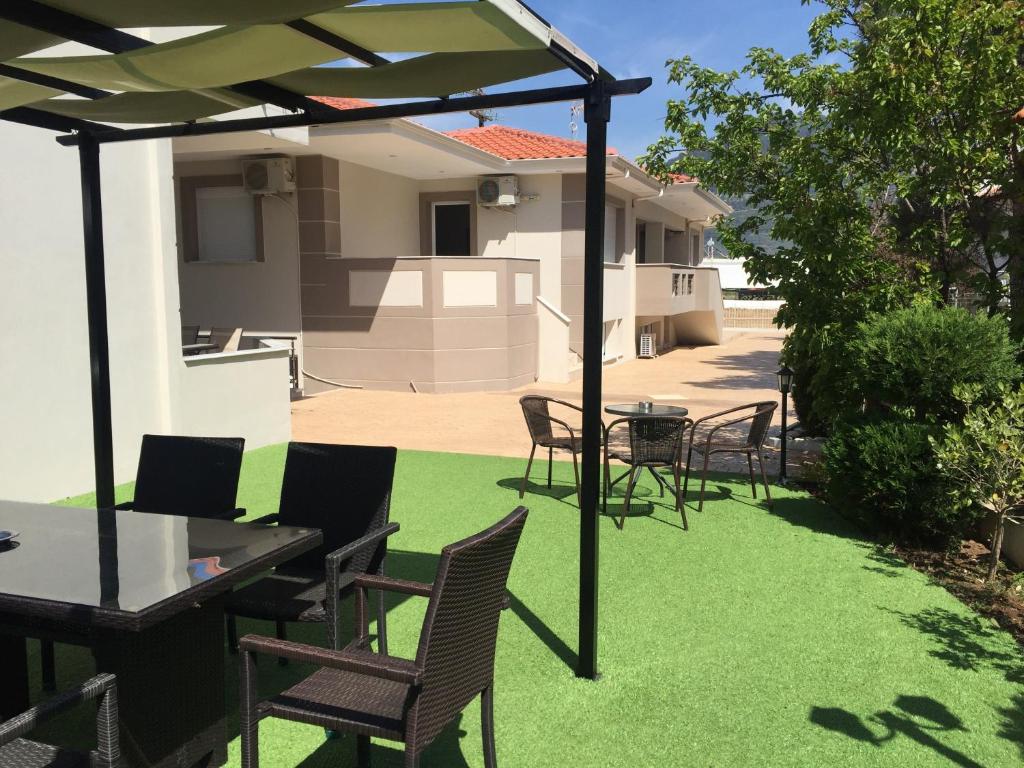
[604,403,689,418]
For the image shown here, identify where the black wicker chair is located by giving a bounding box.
[115,434,246,520]
[226,442,399,660]
[0,674,118,768]
[518,395,584,505]
[39,434,245,692]
[238,506,528,768]
[684,401,778,513]
[603,416,692,530]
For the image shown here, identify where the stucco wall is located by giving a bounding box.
[339,160,420,258]
[0,125,180,501]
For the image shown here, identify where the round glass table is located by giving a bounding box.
[604,403,688,418]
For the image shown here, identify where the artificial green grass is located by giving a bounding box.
[46,445,1024,766]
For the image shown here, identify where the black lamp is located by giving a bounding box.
[776,365,794,484]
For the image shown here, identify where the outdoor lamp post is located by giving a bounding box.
[776,365,794,485]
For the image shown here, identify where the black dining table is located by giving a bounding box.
[0,501,321,768]
[604,403,689,418]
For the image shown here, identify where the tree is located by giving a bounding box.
[933,385,1024,580]
[642,0,1024,431]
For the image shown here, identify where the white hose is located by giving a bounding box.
[300,368,364,390]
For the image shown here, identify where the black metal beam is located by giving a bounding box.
[57,77,652,145]
[577,79,610,681]
[0,0,340,116]
[77,134,116,512]
[286,19,390,67]
[0,105,113,134]
[0,63,111,100]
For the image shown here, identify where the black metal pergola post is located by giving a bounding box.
[77,133,116,512]
[577,79,610,680]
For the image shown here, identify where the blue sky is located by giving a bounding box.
[413,0,823,160]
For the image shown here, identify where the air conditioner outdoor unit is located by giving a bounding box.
[242,157,296,195]
[477,175,519,207]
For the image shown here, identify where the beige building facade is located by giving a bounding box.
[172,118,731,394]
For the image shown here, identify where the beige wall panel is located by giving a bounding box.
[303,346,435,383]
[442,269,497,307]
[340,160,420,258]
[302,315,436,350]
[507,312,539,347]
[506,342,539,376]
[514,272,534,305]
[433,347,512,381]
[562,173,586,202]
[350,269,424,307]
[432,316,510,349]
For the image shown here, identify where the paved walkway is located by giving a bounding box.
[292,330,793,474]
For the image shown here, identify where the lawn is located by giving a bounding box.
[47,444,1024,766]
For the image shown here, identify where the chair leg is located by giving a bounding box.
[519,444,537,499]
[40,640,56,692]
[757,449,773,506]
[357,735,371,768]
[376,588,388,656]
[571,450,582,507]
[698,451,712,514]
[747,453,757,499]
[682,445,694,500]
[240,650,259,768]
[403,746,419,768]
[620,466,639,530]
[674,463,687,531]
[547,446,554,488]
[227,615,239,655]
[482,685,498,768]
[276,621,288,666]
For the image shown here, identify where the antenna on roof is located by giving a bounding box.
[464,88,497,127]
[569,101,584,137]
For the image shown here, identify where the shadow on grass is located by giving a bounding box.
[810,695,983,768]
[862,549,908,578]
[294,713,472,768]
[767,494,867,541]
[884,606,1024,683]
[997,692,1024,760]
[495,478,578,508]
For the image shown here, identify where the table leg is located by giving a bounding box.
[0,632,29,719]
[93,594,228,768]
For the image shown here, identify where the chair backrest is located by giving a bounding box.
[132,434,244,518]
[181,324,199,345]
[519,396,555,443]
[277,442,397,571]
[628,416,691,465]
[745,402,778,449]
[412,507,528,746]
[208,327,243,353]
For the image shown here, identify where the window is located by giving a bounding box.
[179,174,263,263]
[691,232,701,265]
[433,202,472,256]
[636,221,647,264]
[671,274,681,296]
[687,274,695,294]
[195,187,258,262]
[603,204,618,263]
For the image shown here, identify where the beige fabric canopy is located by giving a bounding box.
[0,0,600,126]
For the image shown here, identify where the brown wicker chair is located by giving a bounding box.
[0,674,118,768]
[238,506,529,768]
[684,401,778,513]
[603,416,692,530]
[226,442,399,661]
[518,395,584,505]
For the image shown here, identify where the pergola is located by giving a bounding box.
[0,0,652,680]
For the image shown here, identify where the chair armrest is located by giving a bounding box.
[239,635,421,685]
[0,673,117,748]
[354,573,433,598]
[248,513,280,526]
[113,500,135,511]
[325,523,400,569]
[212,507,246,521]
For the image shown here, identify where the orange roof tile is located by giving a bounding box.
[445,125,617,160]
[312,96,377,111]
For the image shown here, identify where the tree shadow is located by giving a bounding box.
[862,549,908,579]
[767,495,869,541]
[884,606,1024,683]
[997,692,1024,759]
[686,348,781,391]
[294,712,472,767]
[810,696,983,768]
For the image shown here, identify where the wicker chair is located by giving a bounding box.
[518,395,584,505]
[115,434,246,520]
[684,401,778,513]
[226,442,399,661]
[238,506,528,768]
[0,674,118,768]
[603,416,692,530]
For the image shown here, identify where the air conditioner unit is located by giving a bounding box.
[477,175,519,207]
[242,157,296,195]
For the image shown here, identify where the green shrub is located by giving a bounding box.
[822,418,970,547]
[846,305,1020,423]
